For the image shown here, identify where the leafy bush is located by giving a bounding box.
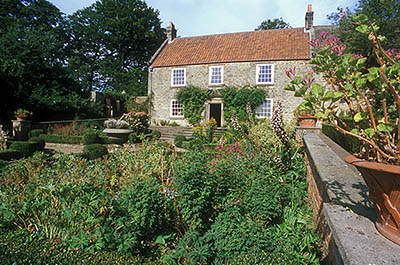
[9,141,37,157]
[204,206,272,264]
[110,178,166,253]
[128,132,141,144]
[82,144,108,160]
[28,137,46,151]
[39,134,83,144]
[221,86,266,124]
[83,131,102,145]
[322,119,363,154]
[29,129,45,138]
[120,111,151,135]
[177,85,213,125]
[174,135,186,148]
[151,130,161,140]
[0,150,22,161]
[249,118,296,155]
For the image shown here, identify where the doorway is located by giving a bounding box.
[209,103,222,127]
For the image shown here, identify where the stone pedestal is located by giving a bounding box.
[12,120,31,141]
[103,128,134,145]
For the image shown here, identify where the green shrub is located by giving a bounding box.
[0,150,22,161]
[174,135,186,147]
[9,142,36,157]
[83,131,102,145]
[177,85,213,125]
[39,134,82,144]
[28,137,46,151]
[29,129,45,138]
[204,206,271,264]
[111,178,166,253]
[221,86,266,124]
[82,144,108,160]
[128,132,141,144]
[181,141,191,150]
[151,130,161,140]
[249,118,296,155]
[322,122,362,154]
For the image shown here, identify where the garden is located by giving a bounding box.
[0,103,322,264]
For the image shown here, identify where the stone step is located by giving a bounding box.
[150,126,226,141]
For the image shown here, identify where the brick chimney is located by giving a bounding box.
[305,4,314,30]
[167,21,177,42]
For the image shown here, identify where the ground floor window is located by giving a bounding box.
[256,98,273,118]
[170,99,184,118]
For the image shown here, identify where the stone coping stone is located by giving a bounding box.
[303,132,400,264]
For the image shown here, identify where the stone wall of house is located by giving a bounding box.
[149,60,312,126]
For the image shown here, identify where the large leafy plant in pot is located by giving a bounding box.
[285,14,400,245]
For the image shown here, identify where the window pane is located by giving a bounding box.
[172,69,185,86]
[256,99,273,118]
[257,65,273,83]
[210,66,222,84]
[171,100,183,117]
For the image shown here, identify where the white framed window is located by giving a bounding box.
[170,99,184,118]
[209,66,224,85]
[256,64,274,84]
[171,68,186,87]
[256,98,273,118]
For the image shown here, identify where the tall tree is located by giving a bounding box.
[328,0,400,56]
[255,17,290,31]
[0,0,89,121]
[68,0,166,96]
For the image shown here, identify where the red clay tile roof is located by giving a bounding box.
[150,28,311,67]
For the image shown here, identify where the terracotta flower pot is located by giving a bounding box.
[345,155,400,245]
[297,116,317,127]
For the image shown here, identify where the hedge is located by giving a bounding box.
[0,150,23,161]
[82,144,108,160]
[39,134,83,144]
[174,135,187,148]
[83,131,102,145]
[29,129,45,138]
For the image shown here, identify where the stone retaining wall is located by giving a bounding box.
[303,131,400,264]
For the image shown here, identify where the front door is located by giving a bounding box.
[209,103,222,127]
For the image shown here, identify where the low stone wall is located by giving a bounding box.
[303,131,400,264]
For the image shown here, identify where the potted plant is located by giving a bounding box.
[285,14,400,245]
[293,103,317,127]
[14,109,33,121]
[103,118,133,145]
[103,111,151,145]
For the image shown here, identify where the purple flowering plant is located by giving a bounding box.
[285,14,400,164]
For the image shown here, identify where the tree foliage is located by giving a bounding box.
[0,0,85,121]
[0,0,165,122]
[68,0,166,95]
[328,0,400,56]
[255,17,290,31]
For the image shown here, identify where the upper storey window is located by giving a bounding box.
[171,68,186,87]
[256,64,274,84]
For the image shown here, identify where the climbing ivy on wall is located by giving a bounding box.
[221,86,267,123]
[177,85,213,125]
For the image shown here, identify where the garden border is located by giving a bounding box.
[302,131,400,264]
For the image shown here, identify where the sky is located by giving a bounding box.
[49,0,359,37]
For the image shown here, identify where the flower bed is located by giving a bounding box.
[0,114,322,264]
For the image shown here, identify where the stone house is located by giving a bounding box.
[148,5,323,127]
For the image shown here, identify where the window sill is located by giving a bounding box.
[169,116,184,120]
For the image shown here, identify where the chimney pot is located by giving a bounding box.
[167,21,177,42]
[305,4,314,30]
